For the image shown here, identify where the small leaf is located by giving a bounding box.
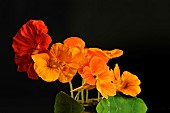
[54,91,85,113]
[96,94,148,113]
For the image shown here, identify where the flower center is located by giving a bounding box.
[49,60,66,71]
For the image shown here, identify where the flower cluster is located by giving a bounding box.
[12,19,141,99]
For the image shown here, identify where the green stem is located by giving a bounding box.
[75,91,80,101]
[81,80,84,104]
[77,91,80,101]
[86,89,88,103]
[81,90,84,104]
[98,91,100,102]
[69,81,74,98]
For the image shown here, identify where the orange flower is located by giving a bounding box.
[96,68,117,98]
[73,55,116,99]
[32,37,86,83]
[12,19,52,79]
[112,64,141,96]
[78,48,123,75]
[71,68,117,99]
[31,53,60,82]
[72,47,123,98]
[80,56,108,85]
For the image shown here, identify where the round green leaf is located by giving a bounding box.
[96,94,148,113]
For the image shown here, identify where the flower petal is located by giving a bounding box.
[119,86,141,97]
[12,19,52,56]
[89,56,107,75]
[63,37,85,50]
[97,67,113,82]
[119,71,141,96]
[86,48,123,63]
[50,43,71,62]
[14,54,31,72]
[32,53,60,82]
[71,83,95,92]
[35,34,52,50]
[103,49,123,58]
[113,63,121,81]
[121,71,141,86]
[81,66,96,85]
[96,81,116,99]
[86,48,110,62]
[58,66,77,83]
[27,62,38,79]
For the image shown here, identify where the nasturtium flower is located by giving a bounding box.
[78,48,123,75]
[77,47,123,84]
[31,53,60,82]
[32,37,86,83]
[12,19,52,79]
[72,66,116,99]
[12,19,52,56]
[80,57,106,86]
[73,53,117,98]
[96,67,117,98]
[73,47,123,98]
[112,63,141,96]
[72,67,116,99]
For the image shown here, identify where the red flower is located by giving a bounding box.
[12,19,52,79]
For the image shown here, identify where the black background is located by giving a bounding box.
[1,0,170,113]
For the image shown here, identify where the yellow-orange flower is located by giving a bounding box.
[112,63,141,96]
[32,53,60,82]
[32,37,86,83]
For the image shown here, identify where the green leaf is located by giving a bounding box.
[96,94,148,113]
[54,91,85,113]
